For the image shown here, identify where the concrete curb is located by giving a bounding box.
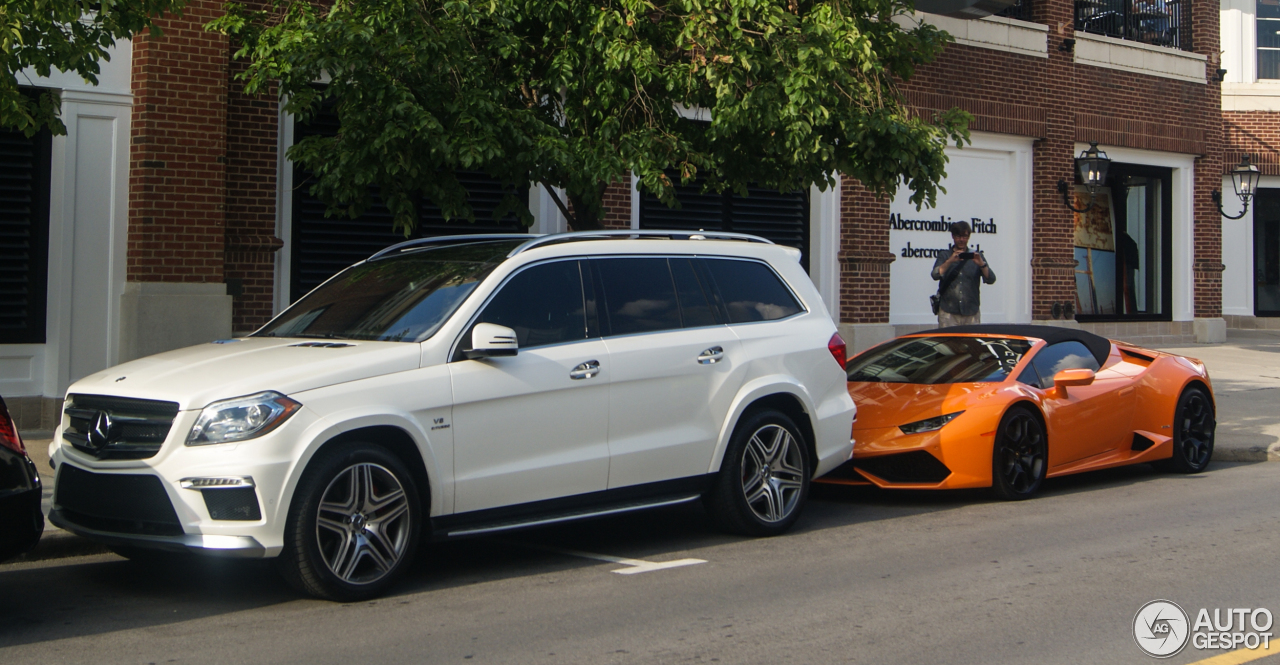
[1213,447,1280,463]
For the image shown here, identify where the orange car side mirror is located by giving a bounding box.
[1052,368,1096,397]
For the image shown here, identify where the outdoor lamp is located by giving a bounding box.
[1057,143,1111,213]
[1212,155,1261,220]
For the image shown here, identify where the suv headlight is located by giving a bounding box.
[899,411,964,434]
[187,391,301,445]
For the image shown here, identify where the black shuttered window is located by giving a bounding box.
[638,176,810,272]
[290,112,530,302]
[0,124,52,344]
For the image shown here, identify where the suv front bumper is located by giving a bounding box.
[49,508,268,558]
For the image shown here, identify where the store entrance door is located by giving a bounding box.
[1256,189,1280,316]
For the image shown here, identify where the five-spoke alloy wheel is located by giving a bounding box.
[278,443,421,601]
[705,409,811,536]
[991,407,1047,500]
[1159,385,1216,474]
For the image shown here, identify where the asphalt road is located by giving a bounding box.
[2,460,1277,665]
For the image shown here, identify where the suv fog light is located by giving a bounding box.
[181,476,255,489]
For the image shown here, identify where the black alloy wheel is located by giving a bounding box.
[1158,386,1215,474]
[991,407,1047,501]
[276,442,421,602]
[704,408,811,537]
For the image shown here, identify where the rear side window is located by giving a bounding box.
[1028,341,1100,390]
[593,258,682,336]
[472,260,587,349]
[670,258,720,328]
[703,258,803,323]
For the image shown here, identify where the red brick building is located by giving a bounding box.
[1,0,1228,428]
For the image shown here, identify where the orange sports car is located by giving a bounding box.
[817,325,1216,499]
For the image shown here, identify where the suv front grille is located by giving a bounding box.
[63,394,180,460]
[54,464,183,536]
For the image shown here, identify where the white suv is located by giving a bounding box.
[50,231,855,600]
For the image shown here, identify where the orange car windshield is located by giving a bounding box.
[847,336,1032,384]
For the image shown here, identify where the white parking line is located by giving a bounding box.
[509,542,706,574]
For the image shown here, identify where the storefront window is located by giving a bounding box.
[1256,189,1280,315]
[1072,164,1172,320]
[1259,0,1280,79]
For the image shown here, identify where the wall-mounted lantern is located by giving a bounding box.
[1056,143,1111,213]
[1212,155,1262,220]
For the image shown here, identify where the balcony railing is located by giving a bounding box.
[1075,0,1186,50]
[995,0,1033,22]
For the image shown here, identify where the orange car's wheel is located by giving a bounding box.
[991,407,1046,501]
[1158,386,1215,474]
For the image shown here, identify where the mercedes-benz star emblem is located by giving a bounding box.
[86,411,114,451]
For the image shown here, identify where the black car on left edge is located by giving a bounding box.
[0,395,42,561]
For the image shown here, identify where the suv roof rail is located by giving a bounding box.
[368,234,541,261]
[507,230,774,257]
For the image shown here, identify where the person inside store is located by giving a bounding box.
[931,220,996,327]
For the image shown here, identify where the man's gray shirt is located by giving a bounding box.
[931,252,996,317]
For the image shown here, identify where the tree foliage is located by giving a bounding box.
[2,0,187,136]
[211,0,969,232]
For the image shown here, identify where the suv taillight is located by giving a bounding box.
[0,397,24,455]
[828,333,848,371]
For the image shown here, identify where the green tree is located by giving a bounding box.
[2,0,188,136]
[211,0,969,232]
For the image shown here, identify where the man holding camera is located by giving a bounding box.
[931,221,996,327]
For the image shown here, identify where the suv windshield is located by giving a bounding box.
[255,240,523,342]
[847,336,1033,384]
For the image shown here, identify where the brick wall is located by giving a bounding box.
[1225,111,1280,175]
[833,0,1223,325]
[601,180,632,230]
[225,53,282,333]
[128,0,230,283]
[838,180,893,324]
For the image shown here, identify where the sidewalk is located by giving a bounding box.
[1155,329,1280,462]
[10,328,1279,563]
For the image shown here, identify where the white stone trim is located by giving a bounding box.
[809,175,842,321]
[1221,82,1280,111]
[1220,174,1280,317]
[42,102,132,394]
[0,345,46,398]
[1076,143,1196,322]
[900,12,1049,59]
[275,100,295,315]
[1073,30,1207,83]
[529,184,568,234]
[630,172,642,230]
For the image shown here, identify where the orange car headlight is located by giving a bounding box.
[899,411,964,434]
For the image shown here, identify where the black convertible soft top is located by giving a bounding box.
[912,324,1114,366]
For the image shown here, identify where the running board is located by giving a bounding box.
[442,494,702,538]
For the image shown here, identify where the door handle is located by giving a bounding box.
[698,346,724,365]
[570,360,600,380]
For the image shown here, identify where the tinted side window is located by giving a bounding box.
[703,258,803,323]
[670,258,720,328]
[474,261,587,349]
[594,258,682,336]
[1029,341,1100,389]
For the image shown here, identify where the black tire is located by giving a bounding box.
[1156,385,1215,474]
[704,409,811,537]
[990,407,1047,501]
[276,442,421,602]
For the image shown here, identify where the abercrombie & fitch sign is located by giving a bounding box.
[891,214,1000,258]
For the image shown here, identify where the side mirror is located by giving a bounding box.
[1052,368,1096,397]
[465,323,518,359]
